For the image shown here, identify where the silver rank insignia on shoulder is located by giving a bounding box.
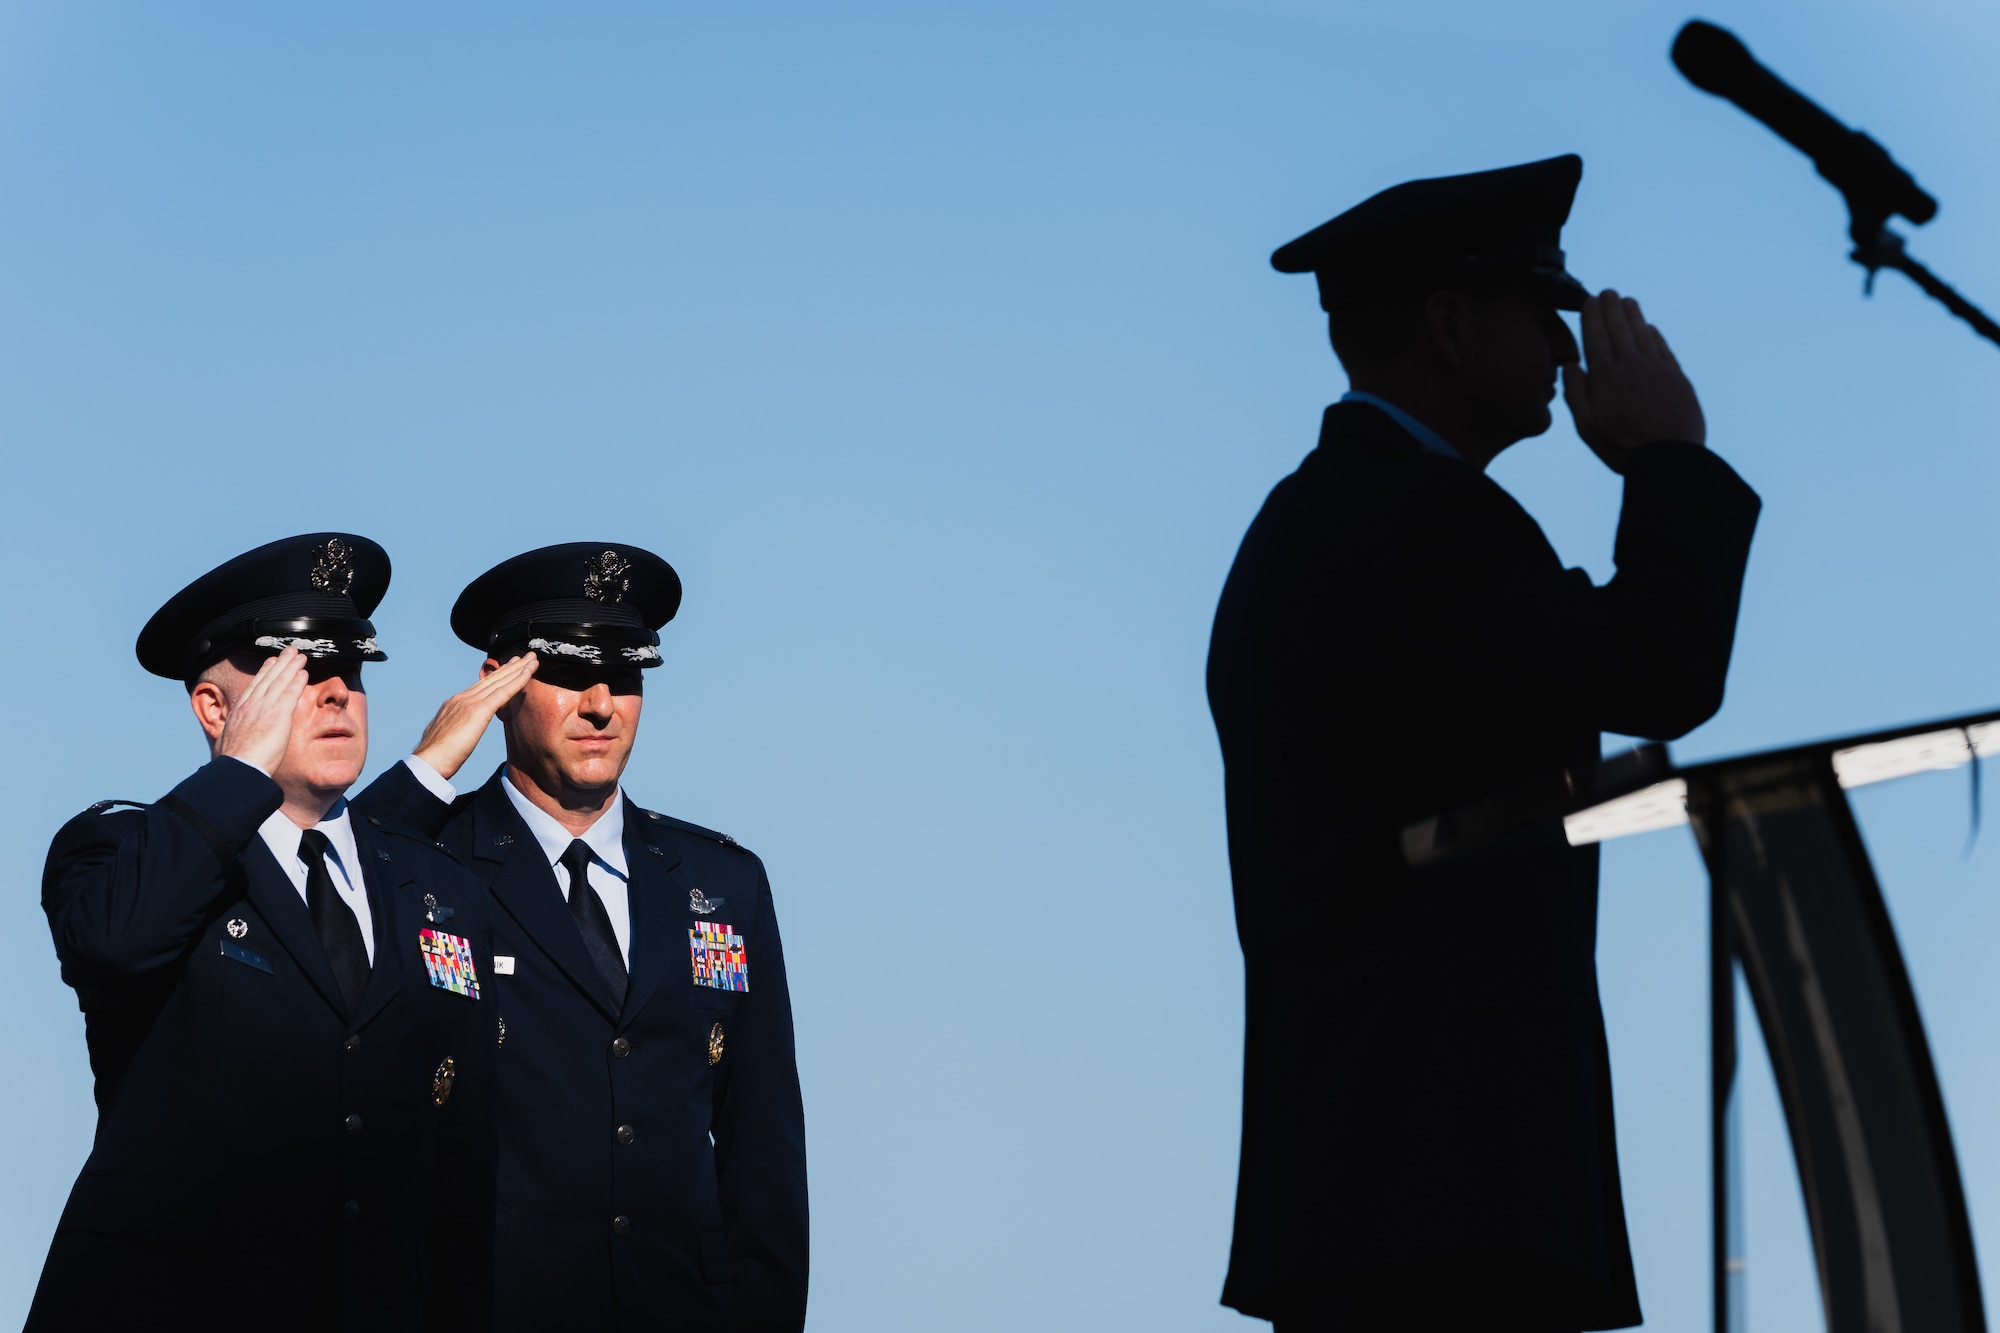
[226,919,248,939]
[423,893,454,924]
[689,886,724,915]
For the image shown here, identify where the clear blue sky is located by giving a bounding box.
[3,2,1997,1328]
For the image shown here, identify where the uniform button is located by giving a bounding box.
[344,1113,364,1136]
[611,1037,631,1058]
[612,1215,631,1235]
[615,1124,636,1146]
[343,1200,361,1223]
[343,1034,361,1053]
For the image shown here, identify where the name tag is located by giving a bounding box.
[494,955,516,975]
[689,922,749,993]
[419,929,481,999]
[220,939,273,974]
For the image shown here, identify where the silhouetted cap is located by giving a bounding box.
[1272,155,1589,311]
[137,533,391,680]
[451,543,681,669]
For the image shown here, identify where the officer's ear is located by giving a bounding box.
[1424,289,1473,369]
[187,653,261,752]
[190,681,229,750]
[189,671,235,751]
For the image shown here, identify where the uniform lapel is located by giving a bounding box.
[348,819,411,1031]
[239,838,348,1018]
[472,774,623,1023]
[619,798,685,1028]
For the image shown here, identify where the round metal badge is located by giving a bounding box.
[226,919,248,939]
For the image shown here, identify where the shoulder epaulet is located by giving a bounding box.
[84,799,149,816]
[361,813,453,853]
[641,808,750,852]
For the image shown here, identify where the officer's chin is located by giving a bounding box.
[1509,400,1555,443]
[284,741,366,795]
[558,755,627,794]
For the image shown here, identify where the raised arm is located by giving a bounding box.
[351,654,537,834]
[1392,442,1760,745]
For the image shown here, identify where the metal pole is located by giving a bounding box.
[1851,226,2000,352]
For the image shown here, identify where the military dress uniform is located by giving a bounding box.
[29,534,497,1333]
[1207,161,1762,1328]
[355,543,809,1333]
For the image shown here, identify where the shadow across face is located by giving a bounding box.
[530,659,644,698]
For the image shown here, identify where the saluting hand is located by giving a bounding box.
[411,653,540,782]
[1561,290,1707,474]
[216,647,310,775]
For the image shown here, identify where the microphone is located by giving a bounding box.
[1671,20,1936,229]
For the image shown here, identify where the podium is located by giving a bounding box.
[1404,709,2000,1333]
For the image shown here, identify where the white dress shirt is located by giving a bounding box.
[404,753,457,804]
[255,799,376,965]
[501,773,632,966]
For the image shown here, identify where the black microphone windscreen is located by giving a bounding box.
[1672,20,1757,96]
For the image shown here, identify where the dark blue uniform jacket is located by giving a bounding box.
[1206,403,1761,1327]
[30,757,497,1332]
[355,764,809,1333]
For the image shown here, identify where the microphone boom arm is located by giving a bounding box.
[1849,220,2000,352]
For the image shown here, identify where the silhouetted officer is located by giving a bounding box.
[354,543,808,1332]
[30,534,496,1332]
[1207,157,1762,1331]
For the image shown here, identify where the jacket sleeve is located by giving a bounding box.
[1394,442,1761,742]
[44,758,283,983]
[350,759,457,839]
[711,858,810,1332]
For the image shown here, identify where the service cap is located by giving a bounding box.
[137,533,391,680]
[1272,154,1589,312]
[451,543,681,669]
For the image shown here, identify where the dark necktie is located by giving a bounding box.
[562,839,628,1005]
[299,828,370,1014]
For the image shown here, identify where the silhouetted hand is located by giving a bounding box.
[411,653,539,781]
[1562,290,1706,474]
[217,647,309,775]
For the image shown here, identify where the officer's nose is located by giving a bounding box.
[1546,308,1579,364]
[578,682,615,724]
